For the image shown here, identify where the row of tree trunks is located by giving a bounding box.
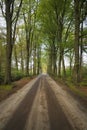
[23,11,31,76]
[47,0,85,84]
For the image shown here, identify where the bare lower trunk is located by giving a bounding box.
[37,44,41,74]
[14,45,18,71]
[26,39,29,76]
[74,0,80,83]
[79,18,83,80]
[4,44,12,84]
[62,55,66,77]
[53,44,57,74]
[69,50,73,75]
[47,49,52,74]
[0,48,2,73]
[33,43,36,75]
[58,54,62,77]
[20,44,24,72]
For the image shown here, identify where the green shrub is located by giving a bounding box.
[11,70,25,81]
[80,82,87,87]
[0,73,4,84]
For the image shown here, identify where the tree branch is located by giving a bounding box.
[12,0,23,45]
[0,0,6,18]
[64,18,73,42]
[12,0,22,23]
[10,0,15,18]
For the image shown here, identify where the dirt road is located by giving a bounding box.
[0,74,87,130]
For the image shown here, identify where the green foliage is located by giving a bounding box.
[11,70,25,81]
[0,0,87,85]
[67,82,87,97]
[62,68,87,97]
[65,68,72,77]
[80,82,87,87]
[79,67,87,87]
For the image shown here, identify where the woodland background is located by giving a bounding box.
[0,0,87,88]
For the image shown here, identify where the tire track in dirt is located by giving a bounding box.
[44,76,74,130]
[47,76,87,130]
[3,78,40,130]
[25,76,50,130]
[1,74,86,130]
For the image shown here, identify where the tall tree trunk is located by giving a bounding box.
[3,0,22,84]
[57,18,63,77]
[62,54,66,77]
[69,50,73,76]
[4,2,13,84]
[52,40,57,74]
[23,3,31,76]
[80,24,83,79]
[58,51,62,77]
[74,0,80,83]
[47,47,52,74]
[20,44,24,73]
[5,29,13,84]
[24,19,31,76]
[26,38,30,76]
[14,45,18,71]
[0,45,2,73]
[79,13,84,80]
[33,42,37,75]
[37,43,41,74]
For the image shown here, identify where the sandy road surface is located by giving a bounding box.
[0,74,87,130]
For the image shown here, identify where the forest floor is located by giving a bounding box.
[79,87,87,95]
[0,76,35,102]
[0,74,87,130]
[52,77,87,111]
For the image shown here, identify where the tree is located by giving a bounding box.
[0,0,23,84]
[22,0,39,76]
[79,0,87,79]
[73,0,80,83]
